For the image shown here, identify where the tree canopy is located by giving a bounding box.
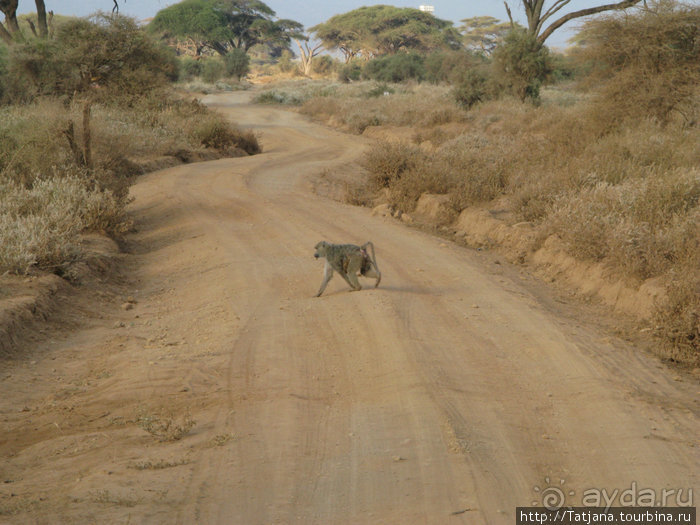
[5,14,177,103]
[149,0,304,56]
[459,16,522,55]
[311,5,460,62]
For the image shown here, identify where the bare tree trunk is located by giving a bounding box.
[340,48,355,64]
[26,19,37,37]
[62,102,93,169]
[0,20,12,44]
[536,0,643,44]
[35,0,48,38]
[295,38,323,76]
[82,101,92,169]
[64,122,84,167]
[504,1,515,28]
[0,0,20,35]
[504,0,643,44]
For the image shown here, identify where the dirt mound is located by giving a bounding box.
[0,234,122,359]
[0,274,66,357]
[452,205,665,320]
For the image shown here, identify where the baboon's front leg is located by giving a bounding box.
[316,262,334,297]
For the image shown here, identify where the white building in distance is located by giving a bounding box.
[419,5,435,13]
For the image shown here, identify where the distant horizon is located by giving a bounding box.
[16,0,700,49]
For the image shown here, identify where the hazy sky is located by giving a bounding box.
[16,0,695,48]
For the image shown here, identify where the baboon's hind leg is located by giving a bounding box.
[340,256,363,291]
[361,241,381,288]
[363,265,381,288]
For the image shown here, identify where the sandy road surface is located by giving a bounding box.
[1,92,697,524]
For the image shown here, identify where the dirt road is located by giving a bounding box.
[1,92,697,524]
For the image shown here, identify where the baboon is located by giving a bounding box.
[314,241,381,297]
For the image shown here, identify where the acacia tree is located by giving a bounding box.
[459,16,522,55]
[310,19,357,63]
[149,0,303,57]
[294,35,323,76]
[312,6,460,61]
[504,0,644,44]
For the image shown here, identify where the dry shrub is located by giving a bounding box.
[363,134,508,213]
[193,115,260,154]
[654,274,700,364]
[363,141,422,188]
[0,101,73,186]
[438,135,509,208]
[363,141,452,211]
[5,14,177,105]
[545,169,699,323]
[575,2,700,127]
[0,97,216,189]
[0,176,129,274]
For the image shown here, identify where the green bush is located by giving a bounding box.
[362,53,426,83]
[492,29,551,102]
[224,48,250,80]
[179,55,203,81]
[312,55,335,75]
[549,52,577,83]
[338,61,362,82]
[277,50,295,73]
[424,50,484,84]
[4,14,177,104]
[201,58,225,83]
[452,67,493,109]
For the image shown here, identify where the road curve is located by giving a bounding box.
[129,92,696,524]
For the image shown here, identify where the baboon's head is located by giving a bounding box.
[314,241,328,259]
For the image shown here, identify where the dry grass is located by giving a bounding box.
[302,83,468,133]
[129,458,191,470]
[89,489,143,508]
[252,80,468,133]
[0,176,129,274]
[0,95,259,276]
[136,407,196,442]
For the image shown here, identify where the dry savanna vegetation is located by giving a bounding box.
[0,14,259,278]
[254,3,699,364]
